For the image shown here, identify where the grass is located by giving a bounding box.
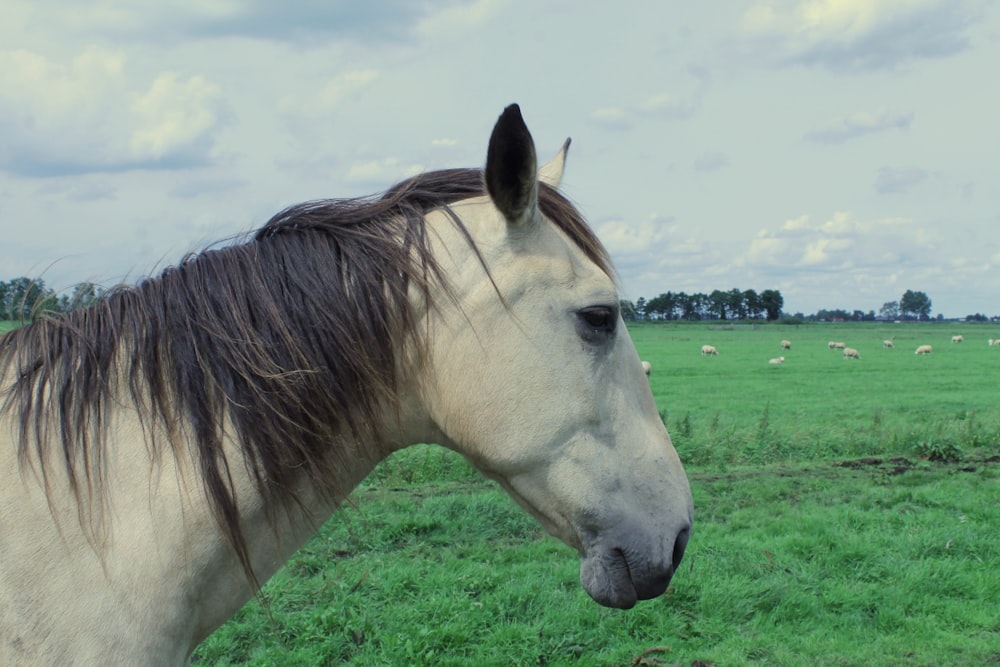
[192,322,1000,666]
[632,321,1000,465]
[194,450,999,666]
[5,317,999,664]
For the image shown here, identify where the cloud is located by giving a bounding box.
[0,47,228,176]
[25,0,481,46]
[874,166,928,194]
[589,74,707,131]
[805,107,914,143]
[693,151,730,172]
[742,211,926,273]
[345,157,425,186]
[737,0,982,72]
[590,107,633,131]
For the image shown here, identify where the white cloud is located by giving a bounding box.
[875,166,928,194]
[0,47,227,175]
[693,151,730,172]
[737,0,982,72]
[590,107,632,131]
[129,73,226,162]
[805,107,914,142]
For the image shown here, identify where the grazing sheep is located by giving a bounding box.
[780,339,791,350]
[769,356,785,364]
[828,341,837,349]
[990,339,999,347]
[915,344,933,355]
[641,360,652,377]
[834,342,847,350]
[952,335,964,343]
[843,347,860,360]
[701,344,718,356]
[883,337,895,349]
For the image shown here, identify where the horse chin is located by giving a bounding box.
[579,549,673,610]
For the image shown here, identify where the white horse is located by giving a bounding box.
[0,105,692,664]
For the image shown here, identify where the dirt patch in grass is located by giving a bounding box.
[835,453,999,475]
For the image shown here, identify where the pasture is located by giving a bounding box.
[190,321,999,666]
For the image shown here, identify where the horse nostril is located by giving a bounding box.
[672,526,691,569]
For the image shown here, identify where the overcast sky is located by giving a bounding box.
[2,0,997,317]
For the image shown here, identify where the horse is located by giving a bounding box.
[0,104,692,664]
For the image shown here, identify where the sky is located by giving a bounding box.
[1,0,998,318]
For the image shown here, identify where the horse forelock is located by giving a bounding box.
[0,165,611,589]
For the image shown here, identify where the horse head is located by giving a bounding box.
[417,104,692,608]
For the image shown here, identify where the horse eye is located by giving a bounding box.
[577,306,616,335]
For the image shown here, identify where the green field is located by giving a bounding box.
[190,321,999,666]
[633,321,1000,466]
[5,319,998,664]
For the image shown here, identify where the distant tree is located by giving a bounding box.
[728,288,745,319]
[679,292,704,320]
[634,297,647,320]
[620,299,638,322]
[759,289,784,321]
[743,289,763,319]
[708,290,729,320]
[67,282,103,311]
[3,277,45,321]
[879,300,900,321]
[900,290,932,320]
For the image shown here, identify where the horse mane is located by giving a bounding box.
[0,167,611,588]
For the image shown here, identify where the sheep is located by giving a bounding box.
[780,339,791,350]
[951,335,964,343]
[834,342,847,350]
[915,344,933,355]
[769,356,785,364]
[701,344,718,356]
[843,347,860,360]
[641,360,652,377]
[990,339,999,347]
[883,336,895,349]
[828,341,837,349]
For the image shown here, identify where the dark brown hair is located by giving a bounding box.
[0,167,611,587]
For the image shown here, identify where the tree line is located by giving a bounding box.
[1,276,991,325]
[0,277,103,320]
[622,288,994,323]
[622,288,784,322]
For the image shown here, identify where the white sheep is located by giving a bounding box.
[780,339,791,350]
[641,360,652,377]
[951,335,964,343]
[701,344,718,356]
[883,337,895,349]
[768,356,785,365]
[834,342,847,350]
[828,341,837,349]
[843,347,860,360]
[915,344,933,355]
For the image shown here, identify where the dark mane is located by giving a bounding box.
[0,167,610,587]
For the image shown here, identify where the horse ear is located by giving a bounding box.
[485,104,538,227]
[538,138,570,188]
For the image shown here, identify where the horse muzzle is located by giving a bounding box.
[579,524,691,609]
